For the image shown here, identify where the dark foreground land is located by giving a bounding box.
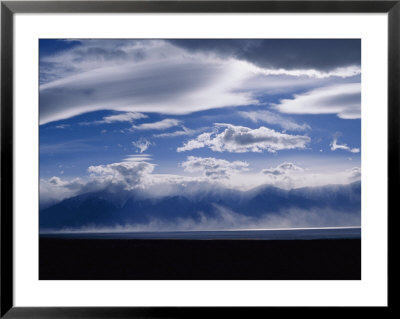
[39,238,361,280]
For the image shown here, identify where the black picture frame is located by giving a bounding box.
[1,0,395,317]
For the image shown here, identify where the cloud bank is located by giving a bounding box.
[40,155,361,210]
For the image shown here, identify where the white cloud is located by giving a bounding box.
[153,126,197,138]
[261,162,304,176]
[123,154,153,162]
[132,138,151,153]
[79,112,147,126]
[55,124,70,129]
[177,123,310,153]
[239,110,310,131]
[330,138,360,153]
[273,83,361,119]
[47,176,83,189]
[44,157,156,199]
[253,65,361,79]
[40,157,361,208]
[182,156,249,179]
[347,167,361,181]
[87,160,155,190]
[40,176,84,209]
[131,118,181,131]
[256,162,305,189]
[39,40,360,125]
[102,112,147,123]
[39,41,258,124]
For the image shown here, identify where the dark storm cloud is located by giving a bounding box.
[168,39,361,71]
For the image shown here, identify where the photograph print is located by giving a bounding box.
[39,39,361,280]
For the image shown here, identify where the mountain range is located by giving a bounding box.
[40,181,361,231]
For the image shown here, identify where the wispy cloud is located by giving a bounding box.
[39,40,360,125]
[330,138,360,153]
[101,112,147,123]
[54,124,70,129]
[131,118,181,131]
[273,83,361,119]
[239,110,310,131]
[153,126,197,138]
[40,139,97,154]
[39,41,257,124]
[80,112,147,126]
[123,154,153,162]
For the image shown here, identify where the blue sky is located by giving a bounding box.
[39,39,361,209]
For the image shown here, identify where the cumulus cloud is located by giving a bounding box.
[181,156,249,179]
[87,160,154,190]
[274,83,361,119]
[261,162,304,176]
[132,138,152,153]
[41,156,157,207]
[177,123,310,153]
[40,176,85,209]
[239,110,310,131]
[330,138,360,153]
[131,118,181,131]
[257,162,305,189]
[47,176,82,189]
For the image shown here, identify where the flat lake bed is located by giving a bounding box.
[40,228,361,280]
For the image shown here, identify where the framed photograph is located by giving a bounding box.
[1,0,394,317]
